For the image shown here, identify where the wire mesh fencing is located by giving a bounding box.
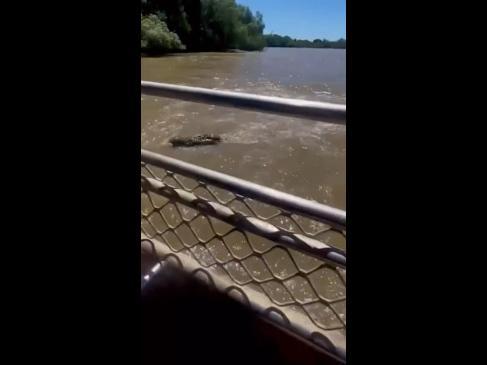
[141,151,346,359]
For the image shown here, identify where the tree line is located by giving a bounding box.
[264,34,346,49]
[141,0,346,53]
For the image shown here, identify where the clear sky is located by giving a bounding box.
[236,0,346,41]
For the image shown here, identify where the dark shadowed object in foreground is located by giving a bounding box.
[142,265,343,365]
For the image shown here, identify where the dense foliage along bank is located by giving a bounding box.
[141,0,265,53]
[141,14,185,51]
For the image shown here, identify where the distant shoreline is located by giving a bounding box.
[141,48,248,57]
[265,46,346,50]
[141,47,345,57]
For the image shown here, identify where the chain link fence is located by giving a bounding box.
[141,150,346,359]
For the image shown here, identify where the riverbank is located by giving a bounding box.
[141,49,254,58]
[141,47,347,58]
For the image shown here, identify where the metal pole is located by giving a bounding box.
[141,149,346,230]
[141,81,346,124]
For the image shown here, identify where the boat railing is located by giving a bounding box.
[141,81,346,361]
[141,80,346,124]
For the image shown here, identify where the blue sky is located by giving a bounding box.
[237,0,346,41]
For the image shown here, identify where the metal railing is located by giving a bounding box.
[141,81,346,361]
[141,80,346,124]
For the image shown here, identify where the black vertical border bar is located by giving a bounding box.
[346,0,352,361]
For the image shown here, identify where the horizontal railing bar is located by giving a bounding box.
[141,81,346,124]
[141,176,346,266]
[141,149,346,230]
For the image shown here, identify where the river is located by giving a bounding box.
[141,47,345,210]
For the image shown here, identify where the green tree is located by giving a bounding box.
[141,14,185,53]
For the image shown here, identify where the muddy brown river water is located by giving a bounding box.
[141,47,345,209]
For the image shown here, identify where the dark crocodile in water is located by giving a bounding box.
[169,134,221,147]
